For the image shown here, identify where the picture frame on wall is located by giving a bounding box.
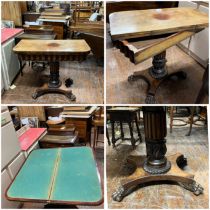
[20,117,39,128]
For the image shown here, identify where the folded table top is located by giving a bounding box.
[7,147,103,205]
[13,39,91,54]
[109,7,209,40]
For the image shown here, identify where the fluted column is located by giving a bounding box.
[143,106,171,174]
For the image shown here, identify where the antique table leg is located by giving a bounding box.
[128,51,187,104]
[128,122,135,149]
[112,107,203,202]
[32,61,76,101]
[135,115,142,143]
[111,121,116,147]
[120,122,124,140]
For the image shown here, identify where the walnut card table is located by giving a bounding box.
[13,40,90,101]
[112,107,203,202]
[109,7,209,103]
[6,147,103,207]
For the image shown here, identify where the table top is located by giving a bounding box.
[1,28,23,44]
[13,40,91,54]
[7,147,103,205]
[16,33,56,40]
[61,106,98,119]
[107,107,140,112]
[18,128,47,151]
[109,7,209,40]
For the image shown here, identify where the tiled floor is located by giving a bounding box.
[106,115,208,209]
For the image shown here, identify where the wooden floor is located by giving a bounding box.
[2,54,104,104]
[106,25,208,104]
[107,115,208,209]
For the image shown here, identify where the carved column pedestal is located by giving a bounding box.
[32,61,76,101]
[143,107,171,174]
[112,106,203,202]
[127,51,187,104]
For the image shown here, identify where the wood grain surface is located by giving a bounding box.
[13,40,90,53]
[110,7,209,40]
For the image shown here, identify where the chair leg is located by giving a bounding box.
[97,126,100,141]
[135,116,142,142]
[111,121,116,147]
[186,107,195,136]
[119,121,124,140]
[93,126,97,149]
[170,106,174,133]
[106,125,111,146]
[128,122,135,149]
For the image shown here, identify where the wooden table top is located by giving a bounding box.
[13,40,90,54]
[109,7,209,40]
[16,33,56,40]
[7,147,103,205]
[107,107,140,112]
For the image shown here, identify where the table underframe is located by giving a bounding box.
[127,50,187,104]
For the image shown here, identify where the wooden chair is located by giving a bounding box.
[170,106,207,136]
[186,106,207,136]
[92,107,104,149]
[169,106,189,133]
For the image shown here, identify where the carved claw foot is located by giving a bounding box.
[112,186,126,202]
[128,75,135,82]
[67,93,76,101]
[179,181,204,195]
[176,155,187,169]
[32,92,39,99]
[145,94,157,104]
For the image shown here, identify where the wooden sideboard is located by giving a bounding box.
[65,117,92,144]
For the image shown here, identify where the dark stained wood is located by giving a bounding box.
[112,153,203,201]
[80,32,104,63]
[65,118,92,145]
[107,107,142,148]
[2,55,103,104]
[39,132,79,148]
[92,107,104,150]
[112,106,203,202]
[13,40,90,101]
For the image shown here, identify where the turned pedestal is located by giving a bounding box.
[127,51,187,104]
[31,61,76,101]
[112,106,203,202]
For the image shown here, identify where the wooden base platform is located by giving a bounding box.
[32,82,76,101]
[128,67,187,104]
[112,153,203,202]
